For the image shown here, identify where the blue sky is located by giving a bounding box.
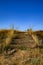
[0,0,43,31]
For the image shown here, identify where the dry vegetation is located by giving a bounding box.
[0,29,43,65]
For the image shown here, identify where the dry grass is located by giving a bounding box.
[0,30,43,65]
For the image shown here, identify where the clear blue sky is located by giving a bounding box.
[0,0,43,31]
